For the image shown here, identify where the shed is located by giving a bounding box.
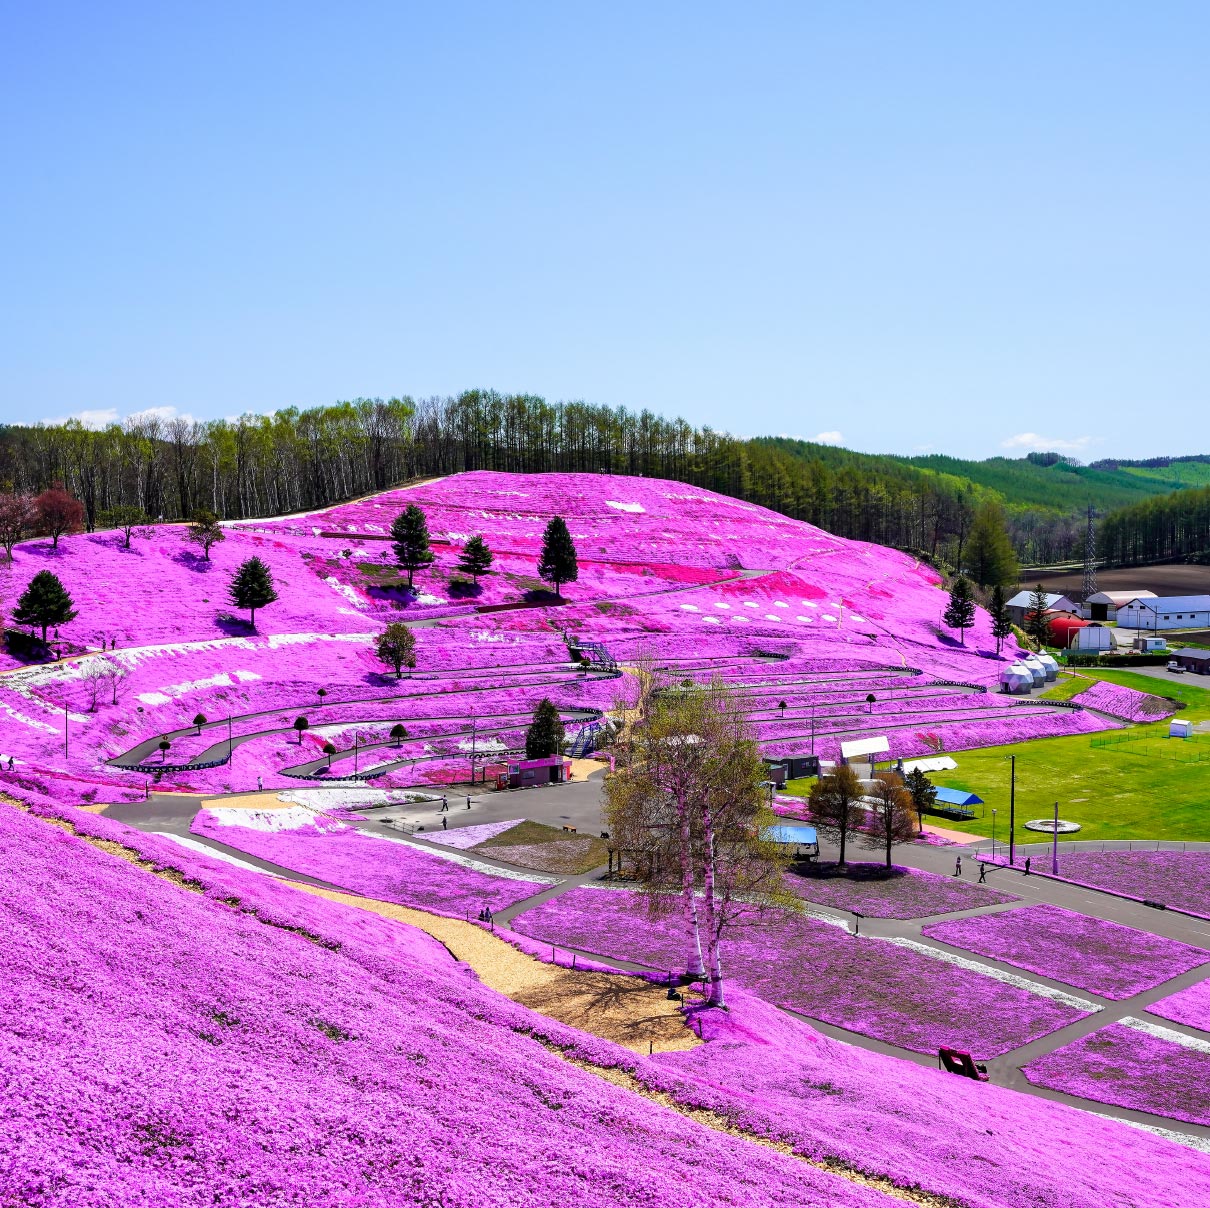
[1169,648,1210,674]
[1072,623,1112,651]
[1170,719,1194,739]
[497,755,571,789]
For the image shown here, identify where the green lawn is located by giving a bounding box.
[785,670,1210,844]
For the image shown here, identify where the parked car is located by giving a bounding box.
[1167,660,1186,673]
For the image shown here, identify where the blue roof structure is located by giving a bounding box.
[763,825,819,846]
[934,786,983,807]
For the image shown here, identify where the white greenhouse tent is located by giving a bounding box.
[1022,657,1046,685]
[1035,653,1059,681]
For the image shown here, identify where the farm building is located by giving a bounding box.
[1117,595,1210,631]
[495,755,572,789]
[1168,648,1210,674]
[1081,589,1155,621]
[1005,590,1078,626]
[1046,614,1088,648]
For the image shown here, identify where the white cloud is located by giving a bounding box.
[127,405,195,425]
[42,408,119,429]
[813,430,844,445]
[1001,432,1098,453]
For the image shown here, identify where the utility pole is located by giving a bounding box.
[1007,753,1016,866]
[1051,801,1060,876]
[64,703,69,759]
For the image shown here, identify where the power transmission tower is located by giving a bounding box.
[1082,503,1098,602]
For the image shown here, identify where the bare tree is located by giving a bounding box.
[808,764,865,867]
[861,772,918,868]
[0,493,36,560]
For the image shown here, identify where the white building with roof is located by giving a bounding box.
[1081,589,1156,621]
[1004,590,1078,627]
[1117,595,1210,631]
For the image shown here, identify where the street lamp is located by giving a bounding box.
[1004,753,1016,865]
[1051,800,1060,876]
[991,809,998,863]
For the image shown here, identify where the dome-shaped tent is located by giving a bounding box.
[1022,656,1046,685]
[999,663,1033,694]
[1035,653,1059,682]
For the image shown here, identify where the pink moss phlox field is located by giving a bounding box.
[1023,1022,1210,1127]
[1072,679,1179,722]
[190,808,548,917]
[1,801,906,1207]
[789,864,1018,919]
[923,903,1210,999]
[1148,977,1210,1031]
[510,887,1086,1056]
[654,988,1210,1208]
[1047,850,1210,918]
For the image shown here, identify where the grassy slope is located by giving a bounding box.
[787,669,1210,843]
[930,669,1210,844]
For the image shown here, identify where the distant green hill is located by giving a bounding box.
[760,438,1210,516]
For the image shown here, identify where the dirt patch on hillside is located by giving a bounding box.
[287,882,699,1054]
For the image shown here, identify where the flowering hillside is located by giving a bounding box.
[0,471,1109,802]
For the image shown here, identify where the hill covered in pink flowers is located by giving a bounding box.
[0,471,1108,800]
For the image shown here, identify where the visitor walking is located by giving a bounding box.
[257,776,263,792]
[1024,857,1032,876]
[440,795,448,813]
[442,816,448,830]
[977,862,988,884]
[466,795,472,810]
[953,856,962,877]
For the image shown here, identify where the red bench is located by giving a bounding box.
[938,1047,989,1081]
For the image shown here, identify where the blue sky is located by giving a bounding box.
[2,3,1207,459]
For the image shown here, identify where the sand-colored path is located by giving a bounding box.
[287,882,699,1054]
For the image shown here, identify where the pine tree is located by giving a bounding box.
[228,556,279,627]
[537,516,578,598]
[1026,583,1052,646]
[185,509,226,560]
[942,576,976,645]
[990,583,1014,656]
[904,767,937,833]
[390,505,434,588]
[13,570,78,642]
[456,535,493,585]
[965,501,1019,588]
[375,622,416,678]
[525,697,565,758]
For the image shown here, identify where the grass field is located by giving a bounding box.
[787,669,1210,845]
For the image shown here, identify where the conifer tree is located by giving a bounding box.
[375,622,416,679]
[456,535,494,585]
[942,576,976,645]
[525,698,565,758]
[13,570,78,642]
[1026,583,1052,646]
[390,505,434,588]
[228,556,279,627]
[904,767,937,833]
[966,501,1019,587]
[537,516,578,598]
[990,583,1014,656]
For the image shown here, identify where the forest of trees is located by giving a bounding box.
[1098,484,1210,565]
[0,390,1157,569]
